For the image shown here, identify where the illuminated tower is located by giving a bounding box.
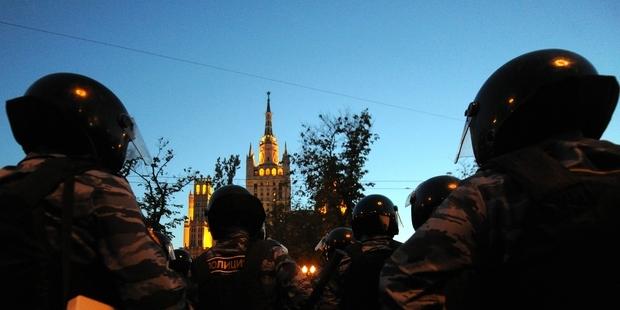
[246,92,291,215]
[183,177,214,258]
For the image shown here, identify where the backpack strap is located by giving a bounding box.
[0,157,95,306]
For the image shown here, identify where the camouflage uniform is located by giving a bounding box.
[0,154,188,309]
[312,251,349,310]
[192,230,311,309]
[338,237,401,310]
[379,138,620,309]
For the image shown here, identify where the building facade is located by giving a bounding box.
[182,93,291,257]
[183,177,214,258]
[246,92,291,214]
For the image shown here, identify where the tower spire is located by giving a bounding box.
[264,91,273,136]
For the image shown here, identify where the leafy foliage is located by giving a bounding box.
[265,208,323,263]
[292,109,378,228]
[211,154,241,189]
[122,138,200,239]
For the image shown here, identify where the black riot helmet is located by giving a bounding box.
[455,49,619,165]
[170,248,192,277]
[407,175,461,230]
[5,73,150,173]
[351,194,399,241]
[314,227,356,261]
[206,185,266,240]
[148,228,176,262]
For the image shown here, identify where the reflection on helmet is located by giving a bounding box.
[206,185,266,239]
[351,194,399,241]
[5,72,151,172]
[408,175,460,230]
[456,49,619,165]
[314,227,355,261]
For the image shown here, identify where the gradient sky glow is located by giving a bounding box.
[1,1,619,247]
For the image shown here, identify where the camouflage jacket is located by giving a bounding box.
[380,138,620,309]
[192,231,311,309]
[338,237,401,310]
[312,248,351,310]
[0,154,188,309]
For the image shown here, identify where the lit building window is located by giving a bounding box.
[259,168,264,176]
[266,168,271,176]
[195,184,200,194]
[202,184,207,195]
[339,200,347,215]
[271,168,276,176]
[278,168,283,175]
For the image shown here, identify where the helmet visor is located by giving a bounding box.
[404,191,415,208]
[122,115,152,166]
[454,113,474,164]
[314,236,328,252]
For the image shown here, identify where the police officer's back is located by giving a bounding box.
[340,195,401,310]
[0,73,188,309]
[380,49,620,309]
[191,185,309,310]
[307,227,356,309]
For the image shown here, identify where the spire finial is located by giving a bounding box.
[264,91,273,136]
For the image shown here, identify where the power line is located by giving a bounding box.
[0,20,462,122]
[127,175,424,184]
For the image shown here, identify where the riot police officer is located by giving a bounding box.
[315,227,356,262]
[380,49,620,309]
[407,175,461,230]
[340,194,402,310]
[306,227,357,309]
[0,73,188,309]
[171,248,193,278]
[191,185,309,309]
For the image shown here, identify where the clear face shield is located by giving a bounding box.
[314,234,328,253]
[404,191,415,208]
[120,114,152,166]
[454,101,478,164]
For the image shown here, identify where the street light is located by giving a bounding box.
[301,264,317,277]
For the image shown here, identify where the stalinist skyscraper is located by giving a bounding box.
[183,92,291,257]
[246,92,291,214]
[183,177,214,258]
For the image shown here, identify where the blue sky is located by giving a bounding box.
[1,1,619,247]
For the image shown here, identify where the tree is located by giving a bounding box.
[453,158,479,179]
[211,154,241,190]
[122,138,200,239]
[293,109,378,228]
[265,207,323,263]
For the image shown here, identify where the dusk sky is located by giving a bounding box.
[1,1,619,247]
